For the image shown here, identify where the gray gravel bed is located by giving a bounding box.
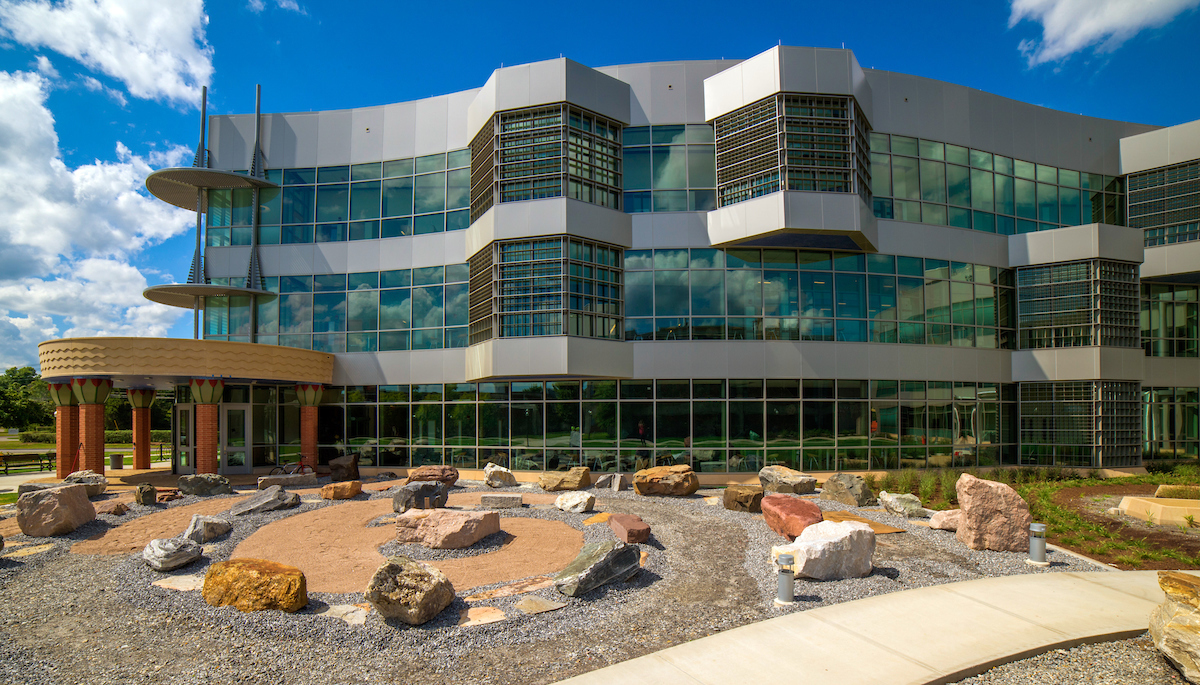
[949,632,1186,684]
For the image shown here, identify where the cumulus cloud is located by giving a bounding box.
[32,54,57,79]
[0,70,192,368]
[0,0,212,107]
[1010,0,1200,65]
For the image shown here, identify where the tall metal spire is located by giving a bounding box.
[189,85,208,339]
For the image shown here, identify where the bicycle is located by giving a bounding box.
[269,461,314,476]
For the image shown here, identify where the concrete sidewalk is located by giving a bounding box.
[555,571,1174,685]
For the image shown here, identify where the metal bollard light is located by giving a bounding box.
[774,554,796,606]
[1026,522,1049,567]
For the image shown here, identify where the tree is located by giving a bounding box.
[0,366,54,430]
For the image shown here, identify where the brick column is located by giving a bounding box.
[300,405,318,471]
[195,403,219,474]
[78,403,107,476]
[71,378,112,477]
[128,388,156,470]
[54,405,79,478]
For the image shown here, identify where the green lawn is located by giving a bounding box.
[0,493,18,505]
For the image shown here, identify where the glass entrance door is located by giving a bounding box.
[221,404,252,475]
[175,405,195,475]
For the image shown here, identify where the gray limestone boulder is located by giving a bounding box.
[178,474,233,496]
[228,485,299,516]
[819,473,876,507]
[758,465,817,494]
[183,514,232,543]
[329,453,360,482]
[594,473,628,492]
[392,481,448,513]
[554,541,641,597]
[483,462,517,488]
[142,537,202,572]
[554,491,596,513]
[364,555,455,625]
[879,491,927,518]
[134,483,158,506]
[256,473,317,490]
[64,470,107,498]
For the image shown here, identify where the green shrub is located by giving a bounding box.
[19,429,171,444]
[918,471,937,502]
[1156,485,1200,500]
[897,468,917,495]
[940,470,959,503]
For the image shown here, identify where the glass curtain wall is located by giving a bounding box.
[1128,159,1200,246]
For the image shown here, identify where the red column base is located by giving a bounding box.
[55,405,79,479]
[132,406,151,470]
[78,403,106,477]
[300,405,318,470]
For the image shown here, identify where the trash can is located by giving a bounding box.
[110,453,124,470]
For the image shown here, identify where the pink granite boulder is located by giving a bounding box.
[956,474,1031,552]
[395,509,500,549]
[929,509,962,532]
[761,494,824,541]
[16,484,96,537]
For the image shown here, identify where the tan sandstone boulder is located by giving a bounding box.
[16,484,95,537]
[955,474,1031,552]
[929,509,962,531]
[365,555,455,625]
[395,509,500,549]
[321,480,362,500]
[1151,570,1200,684]
[723,485,764,513]
[202,559,308,613]
[539,467,591,491]
[404,465,459,487]
[633,465,700,496]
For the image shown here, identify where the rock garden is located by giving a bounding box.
[0,462,1178,685]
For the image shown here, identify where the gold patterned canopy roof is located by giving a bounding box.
[143,283,275,309]
[38,337,334,390]
[144,168,278,212]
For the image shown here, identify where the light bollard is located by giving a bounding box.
[1026,522,1049,567]
[774,553,796,606]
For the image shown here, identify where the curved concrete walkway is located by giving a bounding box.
[556,570,1181,685]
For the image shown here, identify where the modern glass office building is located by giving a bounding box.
[36,46,1200,479]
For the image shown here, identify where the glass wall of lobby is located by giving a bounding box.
[171,380,1017,474]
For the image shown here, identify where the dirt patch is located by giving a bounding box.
[1051,482,1200,570]
[231,500,584,593]
[70,497,250,555]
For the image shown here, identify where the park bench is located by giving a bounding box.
[0,451,55,475]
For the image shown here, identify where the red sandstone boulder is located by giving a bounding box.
[608,513,650,543]
[633,465,700,496]
[761,494,824,541]
[404,465,459,487]
[955,474,1031,552]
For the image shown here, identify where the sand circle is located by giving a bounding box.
[231,499,584,593]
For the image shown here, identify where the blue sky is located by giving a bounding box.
[0,0,1198,369]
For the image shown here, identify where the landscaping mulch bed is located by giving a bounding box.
[1050,482,1200,570]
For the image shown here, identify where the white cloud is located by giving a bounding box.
[32,54,56,79]
[0,0,212,107]
[247,0,303,13]
[82,74,125,106]
[0,69,192,368]
[1010,0,1200,65]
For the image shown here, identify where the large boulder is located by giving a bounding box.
[594,473,628,492]
[364,555,455,625]
[879,491,926,518]
[929,509,962,532]
[608,513,650,543]
[632,465,700,496]
[395,509,500,549]
[1151,571,1200,683]
[142,537,202,572]
[178,474,233,496]
[723,485,764,513]
[484,462,517,488]
[479,493,522,509]
[404,465,459,487]
[16,482,61,496]
[554,540,641,597]
[256,473,317,490]
[183,514,232,544]
[773,520,876,580]
[203,558,308,613]
[392,481,448,512]
[761,494,824,541]
[758,465,817,494]
[15,484,95,537]
[329,453,360,482]
[134,483,158,506]
[539,467,591,492]
[555,491,595,513]
[819,473,875,507]
[320,480,362,500]
[228,485,300,516]
[94,500,129,516]
[63,470,107,498]
[955,474,1031,552]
